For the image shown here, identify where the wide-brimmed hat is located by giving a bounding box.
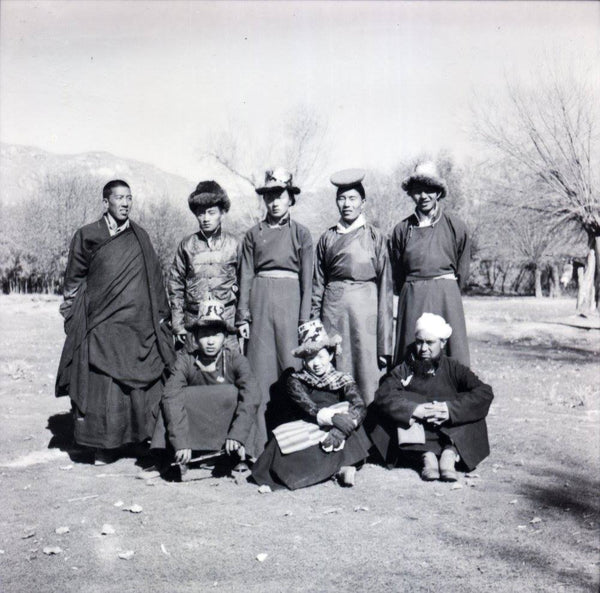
[188,180,231,214]
[255,168,301,196]
[292,320,342,358]
[401,161,447,198]
[184,299,236,334]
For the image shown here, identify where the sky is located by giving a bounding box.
[1,0,599,185]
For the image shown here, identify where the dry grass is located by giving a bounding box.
[0,295,598,593]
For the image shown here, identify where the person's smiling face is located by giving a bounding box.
[336,188,365,224]
[409,182,442,216]
[304,347,334,377]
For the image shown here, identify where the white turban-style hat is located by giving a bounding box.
[415,313,452,340]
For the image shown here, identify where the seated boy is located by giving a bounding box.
[168,180,239,349]
[151,300,260,477]
[367,313,493,482]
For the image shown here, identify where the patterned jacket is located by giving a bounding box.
[168,228,239,334]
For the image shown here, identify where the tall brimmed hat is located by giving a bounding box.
[188,180,231,214]
[184,299,236,334]
[292,320,342,358]
[255,168,301,196]
[401,162,447,198]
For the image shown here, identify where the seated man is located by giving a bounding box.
[367,313,493,481]
[151,300,260,477]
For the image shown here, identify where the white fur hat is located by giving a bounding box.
[415,313,452,340]
[401,161,448,198]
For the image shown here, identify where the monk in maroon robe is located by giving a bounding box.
[56,180,174,464]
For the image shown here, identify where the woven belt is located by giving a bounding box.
[256,270,299,279]
[407,273,457,282]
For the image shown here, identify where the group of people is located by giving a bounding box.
[56,161,493,489]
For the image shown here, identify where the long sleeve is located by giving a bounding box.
[235,230,255,325]
[286,375,320,418]
[373,366,422,428]
[388,225,406,296]
[298,225,314,325]
[341,382,367,425]
[456,225,471,291]
[374,230,394,358]
[445,362,493,425]
[168,241,188,334]
[161,353,195,450]
[226,352,261,445]
[60,229,89,322]
[311,234,328,320]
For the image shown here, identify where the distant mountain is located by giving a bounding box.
[0,143,262,230]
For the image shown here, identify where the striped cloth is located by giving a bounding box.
[272,402,350,455]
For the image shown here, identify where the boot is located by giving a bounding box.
[439,446,459,482]
[421,451,440,481]
[337,465,356,487]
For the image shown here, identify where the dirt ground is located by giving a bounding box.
[0,294,598,593]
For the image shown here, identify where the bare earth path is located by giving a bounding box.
[0,295,598,593]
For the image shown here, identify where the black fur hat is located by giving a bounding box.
[188,181,231,214]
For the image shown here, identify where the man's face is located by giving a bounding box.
[104,185,132,223]
[196,327,225,358]
[336,188,365,224]
[263,189,292,220]
[304,347,334,377]
[196,206,223,235]
[415,330,445,360]
[409,183,441,215]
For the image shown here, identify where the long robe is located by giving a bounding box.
[311,223,393,404]
[367,354,493,471]
[56,218,174,449]
[236,217,313,456]
[251,368,370,490]
[151,346,261,457]
[389,209,471,366]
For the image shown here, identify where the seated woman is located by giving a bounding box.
[151,300,261,478]
[367,313,493,482]
[251,320,370,490]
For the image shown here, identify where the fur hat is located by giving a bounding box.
[292,320,342,358]
[188,180,231,214]
[184,299,236,334]
[401,162,447,198]
[255,168,301,197]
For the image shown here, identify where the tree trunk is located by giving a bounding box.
[549,263,562,298]
[576,233,599,316]
[534,266,543,298]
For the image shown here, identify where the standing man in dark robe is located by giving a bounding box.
[56,180,175,465]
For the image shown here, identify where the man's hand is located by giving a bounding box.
[175,332,187,345]
[225,439,245,458]
[412,403,436,420]
[427,401,449,426]
[174,448,192,465]
[238,323,250,339]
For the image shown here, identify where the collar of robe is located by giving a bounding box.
[104,212,130,236]
[262,212,291,228]
[336,213,366,234]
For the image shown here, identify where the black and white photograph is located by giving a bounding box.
[0,1,598,591]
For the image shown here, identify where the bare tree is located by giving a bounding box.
[474,71,600,314]
[200,104,330,229]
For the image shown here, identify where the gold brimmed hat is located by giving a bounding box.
[185,300,236,334]
[292,320,342,358]
[401,161,447,198]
